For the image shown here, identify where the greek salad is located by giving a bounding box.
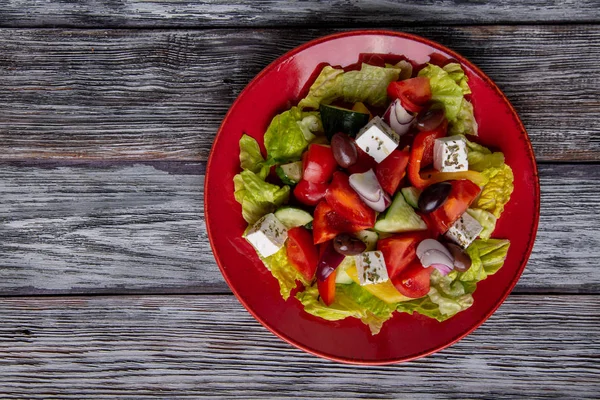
[233,53,514,334]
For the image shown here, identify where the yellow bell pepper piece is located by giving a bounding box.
[346,265,412,304]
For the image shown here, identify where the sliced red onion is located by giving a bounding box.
[430,263,453,276]
[383,99,414,136]
[418,248,454,269]
[316,241,345,281]
[359,191,387,212]
[349,169,381,202]
[416,239,453,260]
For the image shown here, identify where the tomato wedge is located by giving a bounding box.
[303,144,337,184]
[286,226,319,281]
[293,179,328,206]
[391,259,434,299]
[313,200,370,244]
[377,231,430,279]
[429,179,481,235]
[325,171,376,228]
[317,269,337,306]
[387,77,432,113]
[420,119,448,167]
[375,149,410,195]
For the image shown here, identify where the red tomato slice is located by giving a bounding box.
[387,77,432,113]
[325,171,376,228]
[286,226,319,281]
[317,269,337,306]
[375,149,410,195]
[346,141,377,175]
[293,179,328,206]
[303,144,337,184]
[391,260,434,298]
[377,231,430,279]
[313,200,370,244]
[420,118,448,168]
[429,179,481,234]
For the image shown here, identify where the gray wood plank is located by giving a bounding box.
[0,27,598,162]
[0,294,597,398]
[0,0,599,28]
[0,162,598,295]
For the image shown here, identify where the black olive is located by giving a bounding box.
[333,233,367,256]
[331,133,358,168]
[418,182,452,213]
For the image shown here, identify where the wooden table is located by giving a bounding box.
[1,1,599,397]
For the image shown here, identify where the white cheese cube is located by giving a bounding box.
[355,116,400,163]
[433,135,468,172]
[445,212,483,248]
[354,250,389,285]
[245,213,288,258]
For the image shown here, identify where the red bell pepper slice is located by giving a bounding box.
[317,269,337,306]
[387,77,432,113]
[313,200,371,244]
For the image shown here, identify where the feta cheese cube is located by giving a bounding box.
[433,135,468,172]
[445,212,483,248]
[354,250,389,285]
[355,116,400,163]
[245,213,288,258]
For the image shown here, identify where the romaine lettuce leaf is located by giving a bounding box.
[261,246,308,300]
[296,282,395,335]
[465,239,511,277]
[263,107,319,164]
[461,136,505,172]
[443,62,471,95]
[418,64,466,122]
[298,63,400,110]
[239,134,268,179]
[466,208,497,240]
[475,164,515,218]
[449,99,479,136]
[236,170,290,224]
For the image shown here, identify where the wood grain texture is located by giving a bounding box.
[1,0,599,28]
[0,27,599,161]
[0,294,597,398]
[0,162,598,296]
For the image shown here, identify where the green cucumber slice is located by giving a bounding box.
[274,207,313,229]
[401,186,421,209]
[374,192,427,233]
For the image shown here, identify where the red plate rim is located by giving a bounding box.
[205,29,541,365]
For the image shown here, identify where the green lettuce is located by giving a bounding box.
[263,107,320,164]
[296,283,395,335]
[395,270,474,322]
[298,63,400,110]
[234,170,289,224]
[462,136,505,172]
[261,246,309,300]
[238,134,268,179]
[449,99,478,136]
[418,64,466,122]
[466,208,497,240]
[475,164,515,218]
[462,239,511,282]
[443,62,471,95]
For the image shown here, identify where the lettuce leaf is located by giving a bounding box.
[466,208,497,240]
[236,170,289,224]
[449,99,478,136]
[239,134,268,179]
[296,283,395,335]
[298,63,400,110]
[443,62,471,95]
[465,239,511,277]
[462,136,505,172]
[263,107,314,164]
[395,270,474,322]
[418,64,466,122]
[475,164,515,218]
[261,246,308,300]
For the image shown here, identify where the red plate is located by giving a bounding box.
[205,30,540,364]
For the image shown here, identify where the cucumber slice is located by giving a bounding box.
[401,186,421,209]
[274,207,313,229]
[335,257,355,284]
[374,192,427,233]
[354,230,379,251]
[276,161,303,185]
[319,104,370,139]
